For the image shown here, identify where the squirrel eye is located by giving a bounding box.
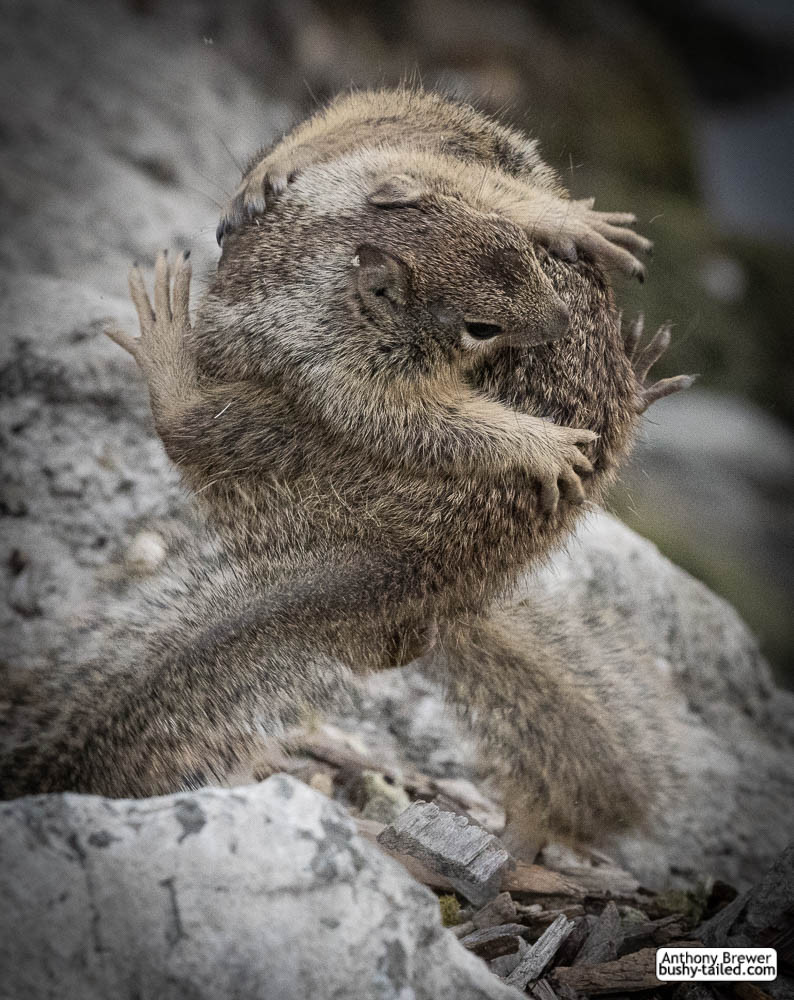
[465,321,503,340]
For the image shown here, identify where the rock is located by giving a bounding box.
[0,776,522,1000]
[616,388,794,675]
[522,512,794,889]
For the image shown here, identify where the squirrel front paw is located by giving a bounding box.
[217,147,312,245]
[105,249,197,404]
[533,197,652,282]
[530,423,597,513]
[623,314,696,413]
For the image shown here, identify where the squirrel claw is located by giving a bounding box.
[535,427,597,514]
[623,315,695,413]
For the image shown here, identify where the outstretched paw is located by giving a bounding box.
[534,424,598,514]
[217,147,311,245]
[105,249,196,399]
[623,314,696,413]
[541,197,652,282]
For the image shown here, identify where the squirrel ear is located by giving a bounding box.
[367,173,424,208]
[353,244,411,308]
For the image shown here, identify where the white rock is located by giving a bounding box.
[0,776,522,1000]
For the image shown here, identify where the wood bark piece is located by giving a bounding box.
[530,980,560,1000]
[554,943,703,994]
[473,892,518,929]
[501,862,587,899]
[505,915,576,990]
[451,921,476,939]
[733,984,777,1000]
[574,901,622,966]
[377,801,512,906]
[548,863,640,897]
[526,905,586,928]
[460,924,527,960]
[555,915,595,967]
[357,817,454,891]
[357,819,588,899]
[555,946,661,993]
[619,915,684,954]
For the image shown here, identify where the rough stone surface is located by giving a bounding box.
[526,514,794,888]
[0,775,522,1000]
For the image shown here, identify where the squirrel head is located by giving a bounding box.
[356,173,570,362]
[347,170,570,377]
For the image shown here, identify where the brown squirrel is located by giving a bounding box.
[0,94,690,853]
[218,88,652,282]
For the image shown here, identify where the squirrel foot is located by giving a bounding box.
[623,314,696,413]
[522,195,652,281]
[530,422,597,513]
[106,249,194,380]
[217,147,310,245]
[105,250,200,423]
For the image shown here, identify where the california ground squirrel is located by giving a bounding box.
[218,88,652,282]
[0,93,691,852]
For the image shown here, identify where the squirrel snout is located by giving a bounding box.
[544,297,571,343]
[519,295,570,347]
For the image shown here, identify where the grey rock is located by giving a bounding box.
[524,512,794,888]
[0,775,522,1000]
[618,388,794,672]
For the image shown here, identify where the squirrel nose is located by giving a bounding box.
[519,295,570,346]
[544,296,570,342]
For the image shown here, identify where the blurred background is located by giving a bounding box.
[2,0,793,681]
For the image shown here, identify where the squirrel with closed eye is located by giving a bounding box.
[219,87,651,281]
[1,93,692,856]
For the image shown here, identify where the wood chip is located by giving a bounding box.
[555,942,702,994]
[548,862,640,897]
[698,891,749,946]
[460,923,527,960]
[356,817,454,891]
[619,915,684,954]
[473,891,517,929]
[502,862,587,899]
[574,901,622,966]
[505,914,576,990]
[526,905,587,928]
[733,984,777,1000]
[530,979,560,1000]
[490,938,527,979]
[555,915,595,967]
[377,801,512,906]
[451,920,475,939]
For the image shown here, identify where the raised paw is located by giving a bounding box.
[623,313,696,413]
[534,424,598,514]
[546,198,652,282]
[217,147,309,245]
[105,249,196,400]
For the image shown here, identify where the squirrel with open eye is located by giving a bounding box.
[1,91,692,857]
